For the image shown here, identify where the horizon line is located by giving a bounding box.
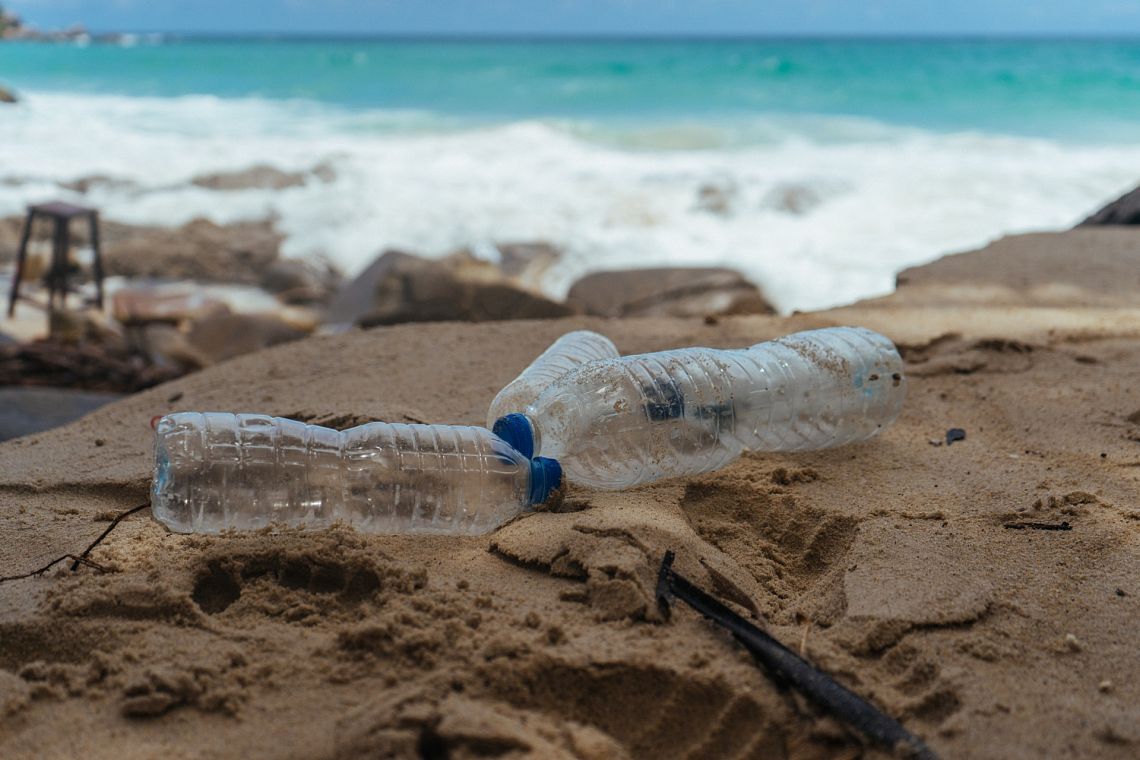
[35,30,1140,42]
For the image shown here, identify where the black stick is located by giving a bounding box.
[656,550,937,760]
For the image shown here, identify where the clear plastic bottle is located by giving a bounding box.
[486,330,620,450]
[151,413,562,535]
[492,327,905,489]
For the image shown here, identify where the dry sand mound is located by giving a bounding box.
[2,238,1140,758]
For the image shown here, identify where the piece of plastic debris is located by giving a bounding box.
[494,327,906,489]
[946,428,967,445]
[150,413,560,535]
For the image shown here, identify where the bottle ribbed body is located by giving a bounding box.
[525,327,906,489]
[151,414,537,536]
[487,330,620,428]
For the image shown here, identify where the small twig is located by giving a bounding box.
[0,553,105,583]
[69,502,150,571]
[0,502,149,585]
[656,550,937,760]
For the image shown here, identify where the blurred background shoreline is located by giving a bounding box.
[2,36,1139,312]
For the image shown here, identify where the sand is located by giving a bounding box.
[2,230,1139,759]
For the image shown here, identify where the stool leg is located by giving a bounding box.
[89,212,104,310]
[51,217,70,311]
[7,211,34,318]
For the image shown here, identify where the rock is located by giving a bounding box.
[323,250,416,327]
[0,214,284,284]
[260,258,341,306]
[566,267,775,319]
[111,288,230,326]
[47,309,129,351]
[762,183,823,215]
[694,183,735,215]
[138,324,211,370]
[0,86,17,104]
[58,175,140,194]
[186,312,310,364]
[892,229,1140,307]
[361,251,575,327]
[1078,185,1140,225]
[191,164,308,191]
[487,241,562,288]
[102,217,284,284]
[190,162,337,192]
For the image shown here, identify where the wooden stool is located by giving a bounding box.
[7,201,105,318]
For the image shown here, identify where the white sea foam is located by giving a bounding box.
[1,90,1137,312]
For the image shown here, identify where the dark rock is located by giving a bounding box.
[566,267,775,319]
[361,251,575,327]
[323,250,416,327]
[0,86,17,104]
[186,312,309,364]
[1079,185,1140,226]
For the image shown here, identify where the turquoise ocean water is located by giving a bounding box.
[1,38,1138,309]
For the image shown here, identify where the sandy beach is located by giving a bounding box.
[2,227,1138,759]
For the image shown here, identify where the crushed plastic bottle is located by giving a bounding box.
[486,330,620,443]
[492,327,906,489]
[151,413,561,535]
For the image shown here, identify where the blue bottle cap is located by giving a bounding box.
[528,457,562,505]
[493,413,535,459]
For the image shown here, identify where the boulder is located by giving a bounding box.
[566,267,775,319]
[363,251,575,326]
[326,250,575,328]
[103,217,284,283]
[323,250,417,327]
[186,312,310,364]
[0,86,17,104]
[1078,185,1140,226]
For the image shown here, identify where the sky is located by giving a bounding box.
[6,0,1140,37]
